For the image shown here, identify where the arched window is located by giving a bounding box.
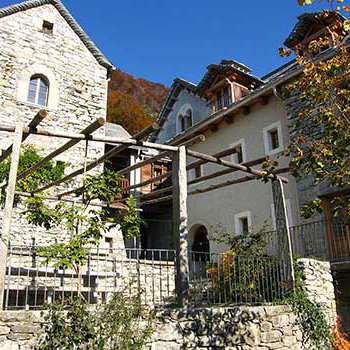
[179,109,193,132]
[27,75,49,106]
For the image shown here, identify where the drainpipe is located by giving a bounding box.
[225,78,235,103]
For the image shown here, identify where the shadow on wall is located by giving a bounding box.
[172,307,261,348]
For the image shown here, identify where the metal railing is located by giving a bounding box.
[4,245,175,309]
[288,220,349,263]
[189,251,287,305]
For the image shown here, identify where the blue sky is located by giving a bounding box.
[1,0,341,86]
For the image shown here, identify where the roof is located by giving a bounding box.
[284,11,346,49]
[150,78,199,141]
[196,59,264,92]
[105,123,131,139]
[0,0,113,73]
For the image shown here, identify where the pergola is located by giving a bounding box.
[0,110,293,308]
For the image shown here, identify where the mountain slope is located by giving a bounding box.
[107,69,169,135]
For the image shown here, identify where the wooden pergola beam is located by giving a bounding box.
[188,168,289,196]
[119,134,205,176]
[186,149,289,183]
[120,157,278,203]
[138,167,290,206]
[13,191,126,209]
[16,117,105,181]
[0,122,177,153]
[34,122,160,194]
[0,110,47,165]
[127,143,241,191]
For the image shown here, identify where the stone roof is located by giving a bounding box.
[0,0,113,73]
[196,59,263,92]
[105,123,131,139]
[284,11,346,49]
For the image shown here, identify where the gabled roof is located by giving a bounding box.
[196,59,263,92]
[0,0,113,73]
[284,11,346,49]
[150,78,198,141]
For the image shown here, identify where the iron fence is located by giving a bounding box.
[189,251,287,305]
[4,245,175,309]
[287,220,349,263]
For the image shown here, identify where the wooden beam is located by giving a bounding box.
[186,149,289,183]
[33,122,162,194]
[188,168,289,196]
[0,123,23,309]
[122,157,268,203]
[16,117,105,181]
[0,123,177,153]
[127,143,246,191]
[172,145,189,307]
[0,110,46,165]
[58,134,206,198]
[13,191,126,209]
[119,134,206,176]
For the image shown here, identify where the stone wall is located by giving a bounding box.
[0,3,108,245]
[0,258,337,349]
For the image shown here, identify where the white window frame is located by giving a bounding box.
[176,103,193,134]
[229,138,247,164]
[263,121,284,156]
[234,211,252,234]
[17,64,58,110]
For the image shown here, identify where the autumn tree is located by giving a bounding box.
[107,69,169,135]
[279,0,350,219]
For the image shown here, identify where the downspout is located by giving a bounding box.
[225,78,235,103]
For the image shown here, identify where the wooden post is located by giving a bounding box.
[272,179,295,289]
[172,145,189,307]
[0,124,23,309]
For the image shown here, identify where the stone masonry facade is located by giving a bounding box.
[0,2,109,246]
[0,258,337,349]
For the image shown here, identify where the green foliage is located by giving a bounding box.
[36,293,153,350]
[285,259,334,349]
[210,224,269,256]
[206,225,281,303]
[0,145,65,205]
[277,7,350,221]
[119,196,146,238]
[23,170,145,271]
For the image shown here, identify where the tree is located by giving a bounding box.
[278,1,350,220]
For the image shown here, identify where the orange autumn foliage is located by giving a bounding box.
[107,69,169,135]
[333,317,350,350]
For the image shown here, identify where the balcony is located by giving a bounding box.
[285,220,350,266]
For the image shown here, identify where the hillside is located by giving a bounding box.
[107,69,169,135]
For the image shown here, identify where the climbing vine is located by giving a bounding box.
[286,259,334,349]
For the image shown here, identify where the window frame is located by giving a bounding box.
[27,75,49,107]
[229,138,247,164]
[234,211,252,234]
[263,121,284,156]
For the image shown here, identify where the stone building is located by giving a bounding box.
[0,0,113,245]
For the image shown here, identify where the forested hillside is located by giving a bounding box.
[107,69,169,135]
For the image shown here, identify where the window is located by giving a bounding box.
[214,86,232,112]
[234,211,252,234]
[230,139,246,164]
[187,165,202,181]
[179,109,193,132]
[263,121,284,155]
[27,75,49,106]
[42,20,54,34]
